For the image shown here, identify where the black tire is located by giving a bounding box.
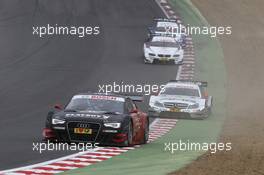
[143,119,149,144]
[127,120,134,146]
[144,58,151,64]
[45,111,54,128]
[200,108,211,120]
[207,97,213,116]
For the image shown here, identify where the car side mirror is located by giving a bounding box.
[54,104,63,110]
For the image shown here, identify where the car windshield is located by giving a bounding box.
[160,87,200,97]
[65,95,124,114]
[157,22,178,28]
[152,36,176,42]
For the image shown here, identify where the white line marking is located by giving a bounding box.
[56,160,91,166]
[79,154,112,159]
[155,0,170,18]
[18,169,63,174]
[68,158,102,162]
[41,165,77,170]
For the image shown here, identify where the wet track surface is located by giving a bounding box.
[0,0,179,170]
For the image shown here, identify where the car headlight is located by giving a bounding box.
[188,103,199,109]
[154,101,164,108]
[104,123,121,129]
[52,118,65,125]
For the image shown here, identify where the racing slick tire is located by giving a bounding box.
[144,58,152,64]
[196,97,213,120]
[127,120,134,146]
[143,119,149,144]
[206,96,213,117]
[45,111,54,128]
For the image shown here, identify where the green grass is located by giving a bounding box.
[61,1,227,174]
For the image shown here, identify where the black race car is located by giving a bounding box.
[43,93,149,146]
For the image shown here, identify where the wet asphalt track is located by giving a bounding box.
[0,0,178,170]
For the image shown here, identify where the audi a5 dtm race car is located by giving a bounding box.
[43,93,149,146]
[143,34,184,64]
[148,80,213,119]
[148,18,187,47]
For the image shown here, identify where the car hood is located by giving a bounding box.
[148,46,180,55]
[150,95,205,106]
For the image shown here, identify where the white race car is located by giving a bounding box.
[143,35,184,64]
[148,80,213,119]
[148,18,187,47]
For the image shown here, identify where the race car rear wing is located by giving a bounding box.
[168,80,208,87]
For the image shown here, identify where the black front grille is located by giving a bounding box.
[67,122,101,142]
[164,102,188,109]
[157,54,171,57]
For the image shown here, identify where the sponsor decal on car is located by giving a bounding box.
[72,95,125,102]
[65,113,110,119]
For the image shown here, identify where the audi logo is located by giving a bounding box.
[77,123,90,128]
